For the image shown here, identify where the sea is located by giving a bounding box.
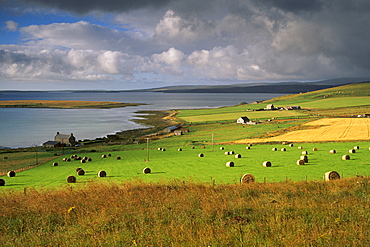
[0,91,286,148]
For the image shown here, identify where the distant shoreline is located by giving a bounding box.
[0,100,145,109]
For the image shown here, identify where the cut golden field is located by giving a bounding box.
[233,118,370,143]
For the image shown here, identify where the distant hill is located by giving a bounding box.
[138,78,369,94]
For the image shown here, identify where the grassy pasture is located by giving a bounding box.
[1,141,369,189]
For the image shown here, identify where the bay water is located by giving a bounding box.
[0,91,286,148]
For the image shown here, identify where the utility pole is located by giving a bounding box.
[146,138,150,162]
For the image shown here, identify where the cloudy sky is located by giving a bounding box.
[1,0,369,90]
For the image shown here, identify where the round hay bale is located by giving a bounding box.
[226,161,234,167]
[202,146,206,149]
[296,159,305,165]
[300,155,308,163]
[98,170,107,177]
[282,141,287,145]
[3,156,8,160]
[301,151,308,155]
[289,143,294,147]
[76,167,82,173]
[62,158,67,161]
[178,148,182,151]
[342,154,350,160]
[191,146,195,149]
[262,161,272,167]
[220,147,224,150]
[313,147,318,151]
[198,153,204,157]
[7,171,16,177]
[143,167,151,174]
[77,169,85,176]
[108,154,111,157]
[324,171,340,181]
[80,159,86,164]
[87,158,92,162]
[83,157,88,160]
[224,151,229,155]
[330,150,336,154]
[101,154,107,158]
[298,146,303,149]
[281,148,286,151]
[53,162,58,166]
[272,147,277,151]
[354,146,360,150]
[158,147,162,151]
[0,179,5,186]
[235,154,242,158]
[66,175,76,183]
[245,146,251,150]
[66,158,71,162]
[70,155,75,159]
[349,149,356,153]
[248,144,253,147]
[162,148,166,151]
[240,173,255,184]
[116,156,121,160]
[229,151,235,155]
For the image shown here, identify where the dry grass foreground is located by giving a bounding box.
[234,118,370,144]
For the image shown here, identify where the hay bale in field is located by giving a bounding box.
[191,146,195,149]
[87,158,92,161]
[143,167,151,174]
[7,171,16,177]
[0,179,5,186]
[76,167,82,173]
[245,146,251,150]
[289,144,294,147]
[324,171,340,181]
[296,159,305,165]
[67,175,76,183]
[240,173,255,184]
[224,151,229,155]
[116,156,121,160]
[158,147,162,151]
[235,154,242,158]
[272,147,277,151]
[80,159,86,164]
[349,149,356,153]
[229,151,235,155]
[98,170,107,177]
[300,155,308,163]
[330,150,336,154]
[220,147,224,150]
[342,155,350,160]
[178,148,182,151]
[198,153,204,157]
[162,148,166,151]
[281,148,286,151]
[102,154,107,158]
[354,146,360,150]
[248,144,253,147]
[66,158,71,162]
[108,154,111,157]
[62,158,67,161]
[301,151,308,155]
[262,161,272,167]
[53,162,58,166]
[3,157,8,160]
[202,146,206,149]
[77,169,85,176]
[83,157,88,160]
[282,141,287,145]
[313,147,318,151]
[226,161,234,167]
[298,146,303,149]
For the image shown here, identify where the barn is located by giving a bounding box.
[237,117,250,124]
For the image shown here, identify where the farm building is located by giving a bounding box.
[265,104,275,110]
[43,132,77,147]
[285,106,301,110]
[162,125,181,133]
[237,117,250,124]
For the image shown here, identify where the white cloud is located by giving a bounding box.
[5,20,19,31]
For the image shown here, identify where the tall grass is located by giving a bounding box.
[0,178,369,246]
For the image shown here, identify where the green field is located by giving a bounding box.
[2,141,369,190]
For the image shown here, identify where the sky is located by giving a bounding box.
[0,0,369,90]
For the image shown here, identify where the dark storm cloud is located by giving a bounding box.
[20,0,172,14]
[252,0,323,13]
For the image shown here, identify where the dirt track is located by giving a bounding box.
[233,118,370,143]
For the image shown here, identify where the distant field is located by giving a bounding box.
[0,100,141,109]
[234,118,370,143]
[1,141,369,189]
